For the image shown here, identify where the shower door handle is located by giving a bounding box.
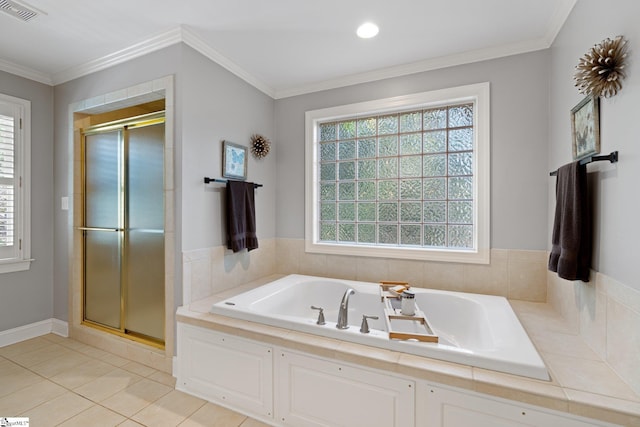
[77,227,123,232]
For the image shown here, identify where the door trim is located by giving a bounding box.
[68,76,175,371]
[80,114,166,347]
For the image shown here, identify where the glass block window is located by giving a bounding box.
[317,104,474,249]
[306,83,490,264]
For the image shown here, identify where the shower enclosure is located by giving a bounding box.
[81,112,165,346]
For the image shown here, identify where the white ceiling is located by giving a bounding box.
[0,0,576,98]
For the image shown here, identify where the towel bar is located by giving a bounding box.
[204,177,263,188]
[550,151,618,176]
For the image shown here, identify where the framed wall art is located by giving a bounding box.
[571,96,600,160]
[222,140,247,180]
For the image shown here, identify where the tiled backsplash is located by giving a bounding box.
[182,239,276,305]
[182,240,639,395]
[276,239,547,301]
[548,271,640,396]
[183,238,547,305]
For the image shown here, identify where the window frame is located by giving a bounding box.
[0,93,31,273]
[304,83,490,264]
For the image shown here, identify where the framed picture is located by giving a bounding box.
[222,140,248,180]
[571,96,600,160]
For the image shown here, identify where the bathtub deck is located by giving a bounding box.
[178,274,640,426]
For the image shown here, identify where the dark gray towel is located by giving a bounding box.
[226,180,258,253]
[548,161,591,282]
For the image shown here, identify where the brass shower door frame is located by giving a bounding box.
[80,111,166,349]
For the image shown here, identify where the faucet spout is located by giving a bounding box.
[336,288,355,329]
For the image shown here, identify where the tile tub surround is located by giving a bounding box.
[548,270,640,398]
[178,276,640,426]
[210,274,549,380]
[183,239,547,306]
[183,239,277,305]
[276,239,547,302]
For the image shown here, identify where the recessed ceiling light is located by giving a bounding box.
[357,22,379,39]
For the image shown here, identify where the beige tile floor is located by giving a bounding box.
[0,334,271,427]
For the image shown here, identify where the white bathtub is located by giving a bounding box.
[210,274,549,380]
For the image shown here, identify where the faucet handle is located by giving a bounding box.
[310,306,326,325]
[360,314,379,334]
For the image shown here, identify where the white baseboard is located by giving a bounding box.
[172,356,178,378]
[0,318,70,347]
[51,318,69,337]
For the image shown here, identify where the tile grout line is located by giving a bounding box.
[2,335,175,426]
[3,335,271,427]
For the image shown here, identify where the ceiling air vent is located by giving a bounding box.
[0,0,41,22]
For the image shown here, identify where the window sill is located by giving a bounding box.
[0,259,34,274]
[305,241,490,264]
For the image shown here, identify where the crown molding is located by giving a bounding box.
[3,0,576,97]
[274,37,550,99]
[1,32,550,99]
[48,25,276,97]
[3,33,551,98]
[0,58,52,85]
[543,0,577,46]
[51,27,183,85]
[180,27,275,98]
[0,25,276,96]
[274,0,577,99]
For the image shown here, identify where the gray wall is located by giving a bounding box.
[0,70,54,330]
[549,0,640,291]
[11,0,638,331]
[180,45,275,251]
[51,43,275,324]
[53,44,183,323]
[274,50,550,251]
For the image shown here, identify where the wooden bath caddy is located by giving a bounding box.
[379,282,439,343]
[379,281,410,301]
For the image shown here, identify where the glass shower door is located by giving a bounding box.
[83,130,122,330]
[125,122,165,342]
[82,112,165,346]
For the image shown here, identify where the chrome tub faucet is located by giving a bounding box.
[336,288,355,329]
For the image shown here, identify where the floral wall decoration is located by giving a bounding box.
[574,35,629,98]
[250,134,271,159]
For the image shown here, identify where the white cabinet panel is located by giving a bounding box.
[177,324,273,418]
[276,350,414,427]
[176,322,616,427]
[424,385,616,427]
